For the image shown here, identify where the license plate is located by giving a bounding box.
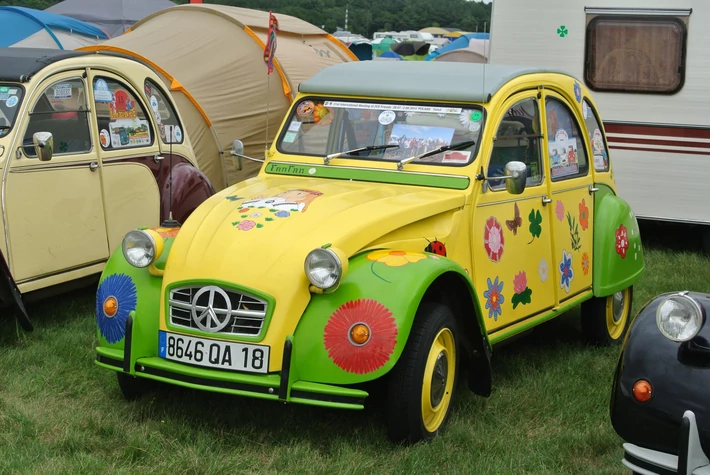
[158,331,269,373]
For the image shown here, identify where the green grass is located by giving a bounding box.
[1,246,709,474]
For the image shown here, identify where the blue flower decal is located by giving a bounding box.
[559,250,574,293]
[96,274,137,343]
[573,82,582,103]
[483,276,504,321]
[275,210,290,218]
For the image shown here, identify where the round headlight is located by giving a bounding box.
[122,230,157,268]
[656,293,706,342]
[304,248,342,290]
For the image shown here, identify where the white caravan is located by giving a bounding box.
[489,1,710,237]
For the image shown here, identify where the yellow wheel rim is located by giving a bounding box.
[421,328,456,433]
[606,288,630,340]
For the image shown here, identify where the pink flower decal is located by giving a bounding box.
[236,220,256,231]
[556,200,565,221]
[615,224,629,258]
[324,299,398,374]
[484,217,504,262]
[513,271,527,294]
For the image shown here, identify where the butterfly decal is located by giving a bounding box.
[506,203,522,235]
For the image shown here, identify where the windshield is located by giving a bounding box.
[277,98,485,166]
[0,84,24,138]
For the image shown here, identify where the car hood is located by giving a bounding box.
[163,176,467,292]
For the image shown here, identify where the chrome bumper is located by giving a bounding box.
[622,411,710,475]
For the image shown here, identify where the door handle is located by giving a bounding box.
[89,162,99,172]
[589,185,599,194]
[542,196,552,205]
[154,154,165,163]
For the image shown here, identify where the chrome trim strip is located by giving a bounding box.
[9,161,96,172]
[101,155,153,163]
[585,7,692,16]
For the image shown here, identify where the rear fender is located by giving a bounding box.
[161,160,214,225]
[0,250,32,331]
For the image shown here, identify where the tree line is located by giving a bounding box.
[0,0,492,38]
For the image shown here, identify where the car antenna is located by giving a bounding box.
[161,125,181,228]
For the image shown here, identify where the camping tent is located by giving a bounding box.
[426,34,489,61]
[45,0,177,38]
[82,4,356,190]
[434,49,487,63]
[0,6,108,49]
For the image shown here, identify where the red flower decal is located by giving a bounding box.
[324,299,398,374]
[615,224,629,258]
[579,199,589,231]
[483,217,504,262]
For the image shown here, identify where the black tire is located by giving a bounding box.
[116,372,153,400]
[581,286,633,346]
[387,302,459,443]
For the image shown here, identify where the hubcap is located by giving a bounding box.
[430,352,448,408]
[612,291,625,323]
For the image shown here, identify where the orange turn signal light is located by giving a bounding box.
[632,379,653,403]
[103,296,118,317]
[350,323,371,345]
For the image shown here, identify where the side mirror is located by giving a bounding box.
[504,161,527,195]
[231,139,244,171]
[33,132,53,162]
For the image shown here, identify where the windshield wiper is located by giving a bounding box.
[397,140,477,170]
[324,144,399,165]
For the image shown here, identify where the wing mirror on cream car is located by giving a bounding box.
[230,139,264,171]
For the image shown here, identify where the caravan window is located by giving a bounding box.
[584,14,687,94]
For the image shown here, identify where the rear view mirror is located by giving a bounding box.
[504,161,527,195]
[231,139,244,170]
[33,132,53,162]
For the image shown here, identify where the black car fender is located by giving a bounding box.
[0,250,32,331]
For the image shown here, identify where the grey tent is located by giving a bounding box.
[45,0,176,38]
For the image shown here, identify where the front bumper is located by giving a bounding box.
[96,315,367,410]
[622,411,710,475]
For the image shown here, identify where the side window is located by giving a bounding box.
[545,97,589,181]
[93,77,153,150]
[583,99,610,172]
[144,79,184,144]
[487,97,543,190]
[23,78,91,157]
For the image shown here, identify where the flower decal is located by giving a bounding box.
[559,250,574,293]
[581,252,590,275]
[275,210,290,218]
[324,299,398,374]
[250,212,262,218]
[367,250,427,267]
[615,224,629,258]
[573,82,582,103]
[483,277,505,321]
[579,199,589,230]
[566,212,582,251]
[556,200,565,221]
[557,25,569,38]
[511,271,533,309]
[234,219,259,231]
[484,217,505,262]
[150,226,179,239]
[528,208,542,244]
[96,274,137,344]
[538,258,549,282]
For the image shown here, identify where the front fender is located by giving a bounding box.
[592,184,645,297]
[95,229,177,372]
[291,249,486,385]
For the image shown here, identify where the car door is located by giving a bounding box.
[88,70,161,253]
[541,92,594,304]
[472,93,556,335]
[4,71,109,283]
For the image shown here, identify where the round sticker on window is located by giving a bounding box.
[155,111,162,124]
[378,110,396,125]
[470,110,483,122]
[469,122,481,132]
[172,126,182,143]
[150,95,159,112]
[100,129,110,148]
[297,100,315,116]
[6,96,18,108]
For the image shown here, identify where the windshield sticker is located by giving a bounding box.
[99,129,110,148]
[110,90,137,120]
[53,83,72,99]
[167,125,182,143]
[283,131,298,143]
[314,104,332,125]
[549,129,579,178]
[0,87,7,93]
[470,110,483,121]
[94,79,113,103]
[378,110,396,125]
[297,100,315,116]
[150,95,159,112]
[287,121,302,132]
[109,119,151,148]
[384,124,454,160]
[6,96,18,108]
[0,93,8,102]
[442,150,471,163]
[582,101,589,119]
[324,101,462,115]
[8,88,17,95]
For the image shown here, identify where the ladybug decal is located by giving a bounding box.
[424,238,447,256]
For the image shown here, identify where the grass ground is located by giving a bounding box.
[1,224,709,474]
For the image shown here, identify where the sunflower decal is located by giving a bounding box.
[96,274,137,344]
[324,299,398,374]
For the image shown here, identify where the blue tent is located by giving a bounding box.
[425,32,490,61]
[0,6,108,49]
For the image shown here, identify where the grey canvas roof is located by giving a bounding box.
[46,0,177,38]
[0,48,89,82]
[298,62,574,103]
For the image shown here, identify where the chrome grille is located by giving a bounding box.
[168,286,268,336]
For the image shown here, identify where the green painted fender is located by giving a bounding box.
[291,250,487,385]
[592,185,645,297]
[95,238,174,364]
